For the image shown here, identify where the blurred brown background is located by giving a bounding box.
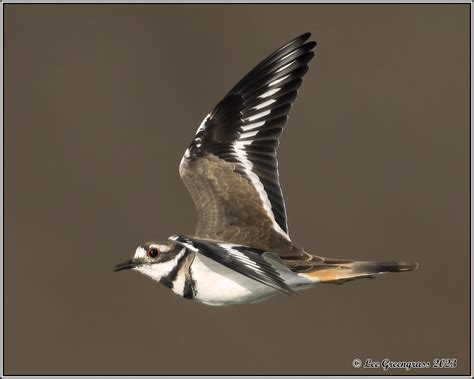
[4,4,469,375]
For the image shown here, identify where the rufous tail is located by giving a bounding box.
[300,257,418,284]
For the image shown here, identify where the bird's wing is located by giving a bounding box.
[169,235,294,294]
[179,33,316,252]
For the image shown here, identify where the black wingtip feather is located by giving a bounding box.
[285,32,313,47]
[229,33,316,96]
[299,32,312,41]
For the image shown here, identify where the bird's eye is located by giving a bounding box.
[148,248,159,258]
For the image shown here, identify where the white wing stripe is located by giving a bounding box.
[232,142,289,239]
[196,114,211,133]
[252,99,277,111]
[269,75,290,87]
[259,88,281,99]
[221,247,270,276]
[240,130,260,138]
[245,109,271,122]
[276,60,295,73]
[241,122,266,133]
[280,49,299,61]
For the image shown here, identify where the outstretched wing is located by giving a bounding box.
[179,33,316,251]
[169,235,294,294]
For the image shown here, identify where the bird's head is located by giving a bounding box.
[114,240,183,283]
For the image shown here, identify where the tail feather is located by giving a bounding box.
[300,258,418,284]
[353,260,418,273]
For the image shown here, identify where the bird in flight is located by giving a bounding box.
[114,33,418,306]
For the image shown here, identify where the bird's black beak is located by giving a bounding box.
[113,259,137,272]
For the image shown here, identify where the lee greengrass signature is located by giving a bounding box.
[352,358,458,371]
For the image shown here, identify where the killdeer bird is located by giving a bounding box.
[114,33,418,306]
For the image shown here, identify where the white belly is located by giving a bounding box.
[190,254,278,306]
